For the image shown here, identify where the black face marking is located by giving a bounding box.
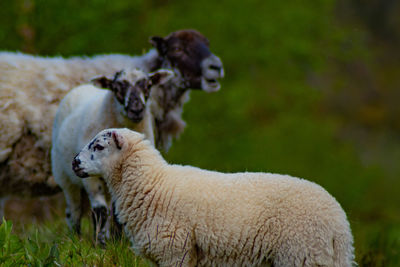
[94,71,152,123]
[93,144,104,151]
[136,78,150,99]
[113,70,124,82]
[91,154,94,160]
[88,139,96,150]
[124,85,146,123]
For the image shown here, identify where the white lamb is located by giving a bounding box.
[52,69,173,245]
[73,128,355,267]
[0,29,224,218]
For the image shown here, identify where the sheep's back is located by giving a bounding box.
[161,166,351,265]
[0,52,136,196]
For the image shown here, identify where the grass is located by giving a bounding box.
[1,209,399,266]
[0,0,399,265]
[0,218,148,266]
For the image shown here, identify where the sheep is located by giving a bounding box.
[72,128,355,267]
[52,69,173,245]
[0,29,224,218]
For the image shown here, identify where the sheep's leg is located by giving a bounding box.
[0,197,8,221]
[111,201,123,238]
[52,156,83,234]
[62,182,83,235]
[82,177,108,246]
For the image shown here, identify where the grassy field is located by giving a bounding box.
[0,218,149,266]
[0,0,400,266]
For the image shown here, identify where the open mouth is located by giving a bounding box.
[73,166,89,178]
[127,112,144,123]
[75,169,89,178]
[202,77,221,92]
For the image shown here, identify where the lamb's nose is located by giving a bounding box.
[72,157,81,170]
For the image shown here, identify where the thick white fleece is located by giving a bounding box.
[75,128,355,267]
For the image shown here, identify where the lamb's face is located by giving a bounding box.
[150,29,224,92]
[92,70,173,123]
[123,78,148,123]
[72,129,124,178]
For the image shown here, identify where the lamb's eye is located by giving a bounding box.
[94,144,104,151]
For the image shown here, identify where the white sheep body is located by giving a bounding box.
[74,128,355,267]
[51,69,161,240]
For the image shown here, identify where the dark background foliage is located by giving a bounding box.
[0,0,399,265]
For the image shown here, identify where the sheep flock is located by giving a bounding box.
[0,29,355,266]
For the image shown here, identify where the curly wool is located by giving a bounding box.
[0,51,156,201]
[89,129,355,267]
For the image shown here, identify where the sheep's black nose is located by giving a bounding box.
[72,157,81,169]
[209,65,222,72]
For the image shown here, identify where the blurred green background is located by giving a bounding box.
[0,0,399,265]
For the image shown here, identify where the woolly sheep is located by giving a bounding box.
[73,128,355,267]
[0,29,224,217]
[52,69,173,244]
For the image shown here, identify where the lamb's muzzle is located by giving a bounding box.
[72,156,88,178]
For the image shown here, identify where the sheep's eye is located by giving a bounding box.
[173,47,182,53]
[94,144,104,151]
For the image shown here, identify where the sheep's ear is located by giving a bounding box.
[112,131,123,150]
[149,69,174,87]
[91,76,113,90]
[150,36,168,56]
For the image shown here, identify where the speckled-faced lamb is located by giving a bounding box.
[73,128,355,267]
[0,29,223,217]
[52,69,173,245]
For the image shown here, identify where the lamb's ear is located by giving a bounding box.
[112,131,123,150]
[150,36,168,56]
[91,76,113,90]
[149,69,174,87]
